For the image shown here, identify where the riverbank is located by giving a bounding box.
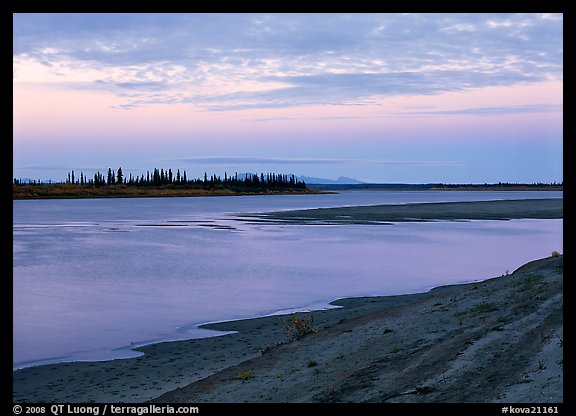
[13,255,563,403]
[12,184,323,200]
[153,255,563,403]
[240,198,563,224]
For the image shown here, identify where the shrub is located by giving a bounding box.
[474,302,499,314]
[280,312,318,340]
[235,369,254,381]
[551,250,561,258]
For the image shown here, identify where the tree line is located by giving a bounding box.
[13,167,307,191]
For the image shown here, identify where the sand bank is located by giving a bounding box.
[153,255,563,403]
[239,198,563,224]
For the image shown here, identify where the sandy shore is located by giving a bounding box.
[153,255,563,403]
[14,255,563,403]
[240,198,563,224]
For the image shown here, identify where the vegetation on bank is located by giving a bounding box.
[430,183,563,191]
[308,182,563,191]
[13,167,310,200]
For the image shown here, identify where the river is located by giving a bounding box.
[13,190,562,368]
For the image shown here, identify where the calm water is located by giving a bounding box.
[13,191,562,368]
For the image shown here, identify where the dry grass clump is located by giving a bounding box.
[235,369,254,381]
[280,312,318,340]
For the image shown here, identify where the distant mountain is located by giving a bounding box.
[296,175,364,184]
[13,177,57,184]
[234,173,364,185]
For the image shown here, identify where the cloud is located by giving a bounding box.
[398,104,563,117]
[13,13,563,111]
[539,13,563,21]
[174,157,344,165]
[199,70,545,111]
[13,165,75,171]
[170,157,459,167]
[250,114,381,123]
[115,81,168,91]
[440,23,477,34]
[110,68,547,112]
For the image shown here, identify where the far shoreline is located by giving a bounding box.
[13,183,562,200]
[12,187,328,201]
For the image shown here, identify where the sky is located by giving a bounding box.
[13,13,563,183]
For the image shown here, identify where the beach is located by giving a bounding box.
[154,255,563,403]
[14,254,563,403]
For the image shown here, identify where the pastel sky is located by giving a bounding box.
[13,13,563,183]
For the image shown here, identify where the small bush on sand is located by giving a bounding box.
[235,369,254,381]
[551,250,561,258]
[280,312,318,340]
[474,302,499,314]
